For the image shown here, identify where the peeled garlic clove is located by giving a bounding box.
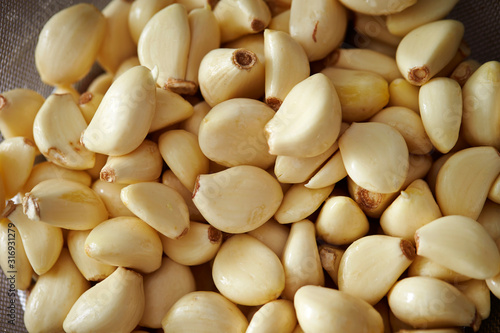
[24,249,90,333]
[213,234,285,306]
[486,239,500,299]
[477,200,500,240]
[321,67,389,122]
[316,195,369,246]
[87,72,114,96]
[488,174,500,204]
[67,229,117,281]
[180,101,211,136]
[121,182,190,239]
[388,276,478,329]
[162,170,205,222]
[159,129,210,192]
[23,179,108,230]
[224,33,265,63]
[128,0,173,44]
[199,48,265,107]
[295,285,384,332]
[85,216,162,273]
[33,94,95,170]
[161,221,222,266]
[97,0,137,74]
[435,146,500,220]
[402,153,433,190]
[0,137,37,198]
[176,0,214,12]
[150,88,194,133]
[275,143,337,184]
[450,58,481,87]
[140,257,196,329]
[281,220,324,300]
[193,165,283,233]
[269,9,290,32]
[388,78,420,113]
[456,279,491,320]
[63,267,145,333]
[247,218,289,258]
[82,65,157,156]
[91,180,134,218]
[264,29,310,110]
[341,0,415,15]
[138,4,193,94]
[213,0,271,43]
[113,56,141,81]
[351,14,402,48]
[418,77,462,153]
[35,3,106,86]
[462,61,500,149]
[0,218,33,290]
[161,291,248,332]
[340,122,409,194]
[396,20,464,86]
[0,89,44,141]
[198,98,275,169]
[289,0,347,61]
[3,202,63,275]
[100,140,163,184]
[246,299,297,333]
[265,73,342,158]
[78,91,103,125]
[415,215,500,279]
[408,255,471,283]
[380,179,442,241]
[347,177,399,218]
[305,149,347,189]
[275,183,334,224]
[319,244,344,286]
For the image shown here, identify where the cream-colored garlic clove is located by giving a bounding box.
[67,229,117,282]
[488,175,500,204]
[121,182,190,239]
[34,94,95,170]
[91,180,134,218]
[388,78,420,113]
[387,276,479,329]
[158,129,210,192]
[316,195,369,245]
[347,177,399,218]
[128,0,173,44]
[213,234,285,306]
[435,146,500,220]
[63,267,145,333]
[162,170,205,222]
[22,179,108,230]
[3,202,63,275]
[0,218,33,290]
[176,0,215,12]
[380,179,442,241]
[321,67,390,122]
[161,291,248,332]
[198,98,276,169]
[223,33,265,63]
[264,29,310,111]
[198,48,265,107]
[81,65,157,156]
[295,285,384,333]
[477,200,500,240]
[100,139,163,184]
[24,249,90,333]
[84,216,162,274]
[87,72,114,96]
[351,14,402,47]
[402,153,433,189]
[319,244,344,286]
[0,89,44,141]
[161,221,222,266]
[340,0,415,15]
[0,137,37,199]
[35,3,106,86]
[281,220,324,300]
[247,218,289,258]
[113,56,141,81]
[140,257,196,329]
[78,91,103,125]
[192,165,283,233]
[246,299,297,333]
[456,279,491,320]
[450,59,481,87]
[395,20,464,86]
[289,0,347,61]
[150,88,194,133]
[305,149,348,189]
[265,73,342,158]
[415,215,500,280]
[213,0,271,43]
[339,122,409,194]
[408,255,471,284]
[274,183,334,224]
[180,101,211,136]
[269,9,290,33]
[97,0,137,74]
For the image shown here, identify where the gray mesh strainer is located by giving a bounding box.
[0,0,499,332]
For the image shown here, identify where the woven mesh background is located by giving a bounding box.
[0,0,499,332]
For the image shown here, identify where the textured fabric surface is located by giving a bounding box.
[0,0,499,332]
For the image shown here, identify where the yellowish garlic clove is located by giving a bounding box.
[268,9,290,33]
[265,73,342,158]
[388,77,420,113]
[305,149,347,189]
[87,72,114,96]
[192,165,283,233]
[402,153,433,189]
[113,56,141,81]
[0,137,37,199]
[395,20,464,86]
[180,101,211,136]
[246,299,297,333]
[150,88,194,133]
[450,59,481,87]
[0,89,44,141]
[67,229,117,282]
[81,65,157,156]
[281,220,324,300]
[347,177,399,218]
[35,3,106,86]
[352,14,402,47]
[176,0,215,12]
[408,255,471,284]
[341,0,415,15]
[162,170,205,222]
[426,152,453,195]
[121,182,190,239]
[140,257,196,329]
[247,218,289,258]
[63,267,145,333]
[128,0,174,45]
[295,285,384,332]
[198,98,276,169]
[319,244,344,286]
[477,200,500,240]
[78,91,103,125]
[487,175,500,204]
[91,179,134,218]
[22,179,108,230]
[456,279,491,320]
[161,291,249,332]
